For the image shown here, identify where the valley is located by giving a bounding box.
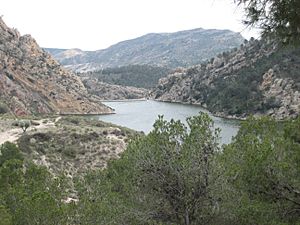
[0,2,299,222]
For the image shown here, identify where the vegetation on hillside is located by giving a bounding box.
[81,64,170,89]
[204,43,300,115]
[0,142,68,225]
[1,1,299,224]
[1,114,299,224]
[153,38,300,118]
[0,102,9,115]
[15,116,139,176]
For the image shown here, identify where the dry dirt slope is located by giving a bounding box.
[0,116,140,177]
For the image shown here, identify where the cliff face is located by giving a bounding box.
[152,39,300,119]
[0,18,112,115]
[45,28,244,72]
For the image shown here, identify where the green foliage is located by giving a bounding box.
[236,0,300,45]
[220,116,300,224]
[20,120,31,133]
[83,64,170,89]
[0,142,68,225]
[194,44,300,116]
[75,170,135,225]
[74,115,300,224]
[12,120,31,133]
[0,142,23,167]
[129,113,221,224]
[1,115,299,224]
[0,205,12,225]
[76,113,222,225]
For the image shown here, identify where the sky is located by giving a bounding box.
[1,0,260,51]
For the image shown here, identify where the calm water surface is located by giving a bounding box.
[97,100,239,144]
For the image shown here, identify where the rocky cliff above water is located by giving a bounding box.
[0,18,112,116]
[152,39,300,119]
[45,28,244,72]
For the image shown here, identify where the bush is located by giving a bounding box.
[220,116,300,224]
[77,113,222,224]
[0,103,9,114]
[11,120,31,132]
[62,147,77,158]
[0,142,23,167]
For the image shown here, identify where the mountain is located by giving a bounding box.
[83,64,170,89]
[45,28,245,72]
[151,39,300,119]
[0,18,112,116]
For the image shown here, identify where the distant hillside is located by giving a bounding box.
[0,18,112,116]
[152,39,300,119]
[82,64,170,89]
[45,28,244,72]
[81,78,148,100]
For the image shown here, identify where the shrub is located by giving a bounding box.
[0,103,9,114]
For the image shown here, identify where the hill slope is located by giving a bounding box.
[45,28,244,72]
[82,64,170,89]
[0,18,112,116]
[152,39,300,119]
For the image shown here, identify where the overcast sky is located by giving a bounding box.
[1,0,259,51]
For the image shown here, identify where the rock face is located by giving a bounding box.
[45,28,244,72]
[259,69,300,119]
[81,76,148,100]
[0,18,112,115]
[152,39,300,119]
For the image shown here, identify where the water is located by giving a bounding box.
[97,100,239,144]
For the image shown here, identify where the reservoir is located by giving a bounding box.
[98,100,239,144]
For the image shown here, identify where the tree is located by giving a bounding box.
[0,205,12,225]
[0,142,68,225]
[0,142,23,167]
[127,113,221,224]
[235,0,300,44]
[220,116,300,224]
[19,120,31,133]
[76,113,222,225]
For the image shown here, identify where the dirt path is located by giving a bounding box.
[0,117,61,146]
[0,128,22,145]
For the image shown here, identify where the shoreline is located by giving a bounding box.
[101,98,148,102]
[100,97,245,121]
[153,99,246,121]
[59,111,116,116]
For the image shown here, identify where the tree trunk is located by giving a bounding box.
[184,208,190,225]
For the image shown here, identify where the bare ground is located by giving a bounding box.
[0,117,60,145]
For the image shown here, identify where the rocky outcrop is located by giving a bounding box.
[0,18,112,115]
[82,77,148,100]
[259,69,300,119]
[152,39,300,119]
[45,28,244,72]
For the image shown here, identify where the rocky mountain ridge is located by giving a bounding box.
[0,18,112,116]
[45,28,244,72]
[152,39,300,119]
